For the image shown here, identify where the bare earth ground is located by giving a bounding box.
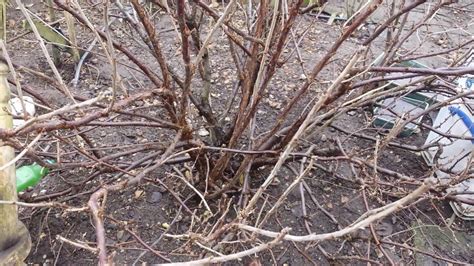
[3,0,473,265]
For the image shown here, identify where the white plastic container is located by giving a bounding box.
[422,52,474,219]
[9,96,36,127]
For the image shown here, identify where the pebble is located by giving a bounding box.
[377,222,393,236]
[116,230,124,240]
[127,210,136,218]
[268,100,281,109]
[80,212,89,220]
[8,19,16,27]
[347,110,357,116]
[107,223,118,230]
[148,191,163,204]
[134,189,144,199]
[320,134,328,142]
[198,128,210,136]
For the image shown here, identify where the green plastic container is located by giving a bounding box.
[372,96,429,137]
[16,163,50,192]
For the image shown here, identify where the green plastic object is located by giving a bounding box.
[16,163,50,192]
[372,96,429,137]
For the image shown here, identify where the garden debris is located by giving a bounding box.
[134,189,144,199]
[373,54,444,103]
[372,96,428,137]
[423,103,474,219]
[16,162,50,193]
[422,53,474,220]
[21,19,80,58]
[9,95,35,127]
[371,56,439,136]
[313,0,384,24]
[307,12,347,24]
[147,191,163,204]
[370,52,474,219]
[161,223,170,229]
[198,128,210,137]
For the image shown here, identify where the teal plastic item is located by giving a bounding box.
[16,163,50,192]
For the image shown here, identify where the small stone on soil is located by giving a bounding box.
[134,189,144,199]
[347,110,357,116]
[80,212,89,220]
[320,134,328,142]
[198,128,210,136]
[116,230,124,240]
[148,191,163,204]
[127,210,136,218]
[341,195,349,203]
[268,100,281,109]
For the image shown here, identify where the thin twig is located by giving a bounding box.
[239,178,435,242]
